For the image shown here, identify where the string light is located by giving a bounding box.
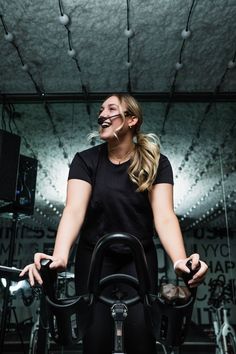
[180,156,236,230]
[0,15,72,165]
[176,154,235,210]
[0,15,43,94]
[175,102,236,205]
[175,62,183,70]
[182,190,236,231]
[36,190,63,225]
[1,11,90,160]
[124,28,134,38]
[21,64,29,72]
[125,61,132,69]
[179,181,236,224]
[34,207,59,228]
[4,32,14,42]
[181,29,191,39]
[174,47,236,182]
[58,13,70,26]
[161,0,196,134]
[57,0,82,77]
[228,60,236,69]
[67,48,77,58]
[57,0,93,140]
[125,0,133,92]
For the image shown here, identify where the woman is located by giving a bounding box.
[20,94,208,354]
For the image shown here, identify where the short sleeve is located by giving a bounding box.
[68,153,92,184]
[154,154,174,185]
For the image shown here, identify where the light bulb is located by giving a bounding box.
[124,28,134,38]
[228,60,235,69]
[21,64,29,72]
[181,29,191,39]
[175,62,183,70]
[125,61,132,68]
[68,48,76,57]
[59,14,70,26]
[4,32,14,42]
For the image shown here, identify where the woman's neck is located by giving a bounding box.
[107,140,135,165]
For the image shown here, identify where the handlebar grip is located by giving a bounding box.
[182,260,201,285]
[41,259,52,267]
[40,259,57,300]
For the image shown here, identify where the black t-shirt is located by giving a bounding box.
[68,143,173,250]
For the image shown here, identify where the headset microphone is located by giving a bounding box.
[97,114,121,128]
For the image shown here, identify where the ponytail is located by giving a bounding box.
[128,132,160,192]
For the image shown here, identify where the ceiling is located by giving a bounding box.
[0,0,235,232]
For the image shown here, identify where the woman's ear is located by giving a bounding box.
[128,116,139,128]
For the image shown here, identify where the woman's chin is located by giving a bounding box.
[99,131,113,141]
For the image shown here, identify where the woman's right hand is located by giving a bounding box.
[19,253,67,286]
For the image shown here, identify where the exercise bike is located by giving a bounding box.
[208,275,236,354]
[39,232,199,354]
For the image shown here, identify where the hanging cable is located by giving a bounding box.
[219,150,236,304]
[43,102,70,164]
[0,15,43,95]
[58,0,92,138]
[0,14,71,162]
[161,0,197,135]
[175,48,236,181]
[124,0,133,93]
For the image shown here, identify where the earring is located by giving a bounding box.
[129,125,132,129]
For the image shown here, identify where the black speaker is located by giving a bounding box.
[0,129,21,203]
[0,155,38,216]
[14,155,38,215]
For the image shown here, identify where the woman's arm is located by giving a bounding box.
[20,179,92,285]
[149,183,208,287]
[51,179,92,267]
[149,183,186,263]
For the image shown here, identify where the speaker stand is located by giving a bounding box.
[0,213,23,353]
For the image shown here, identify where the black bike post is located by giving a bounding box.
[35,292,49,354]
[0,212,24,353]
[111,302,128,354]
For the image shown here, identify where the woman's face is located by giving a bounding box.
[98,96,129,141]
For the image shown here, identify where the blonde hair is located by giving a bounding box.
[116,94,160,191]
[129,132,160,192]
[89,94,161,192]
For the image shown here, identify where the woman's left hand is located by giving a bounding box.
[174,253,208,288]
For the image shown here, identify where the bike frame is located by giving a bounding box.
[212,304,236,354]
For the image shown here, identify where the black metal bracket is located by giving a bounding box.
[111,302,128,354]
